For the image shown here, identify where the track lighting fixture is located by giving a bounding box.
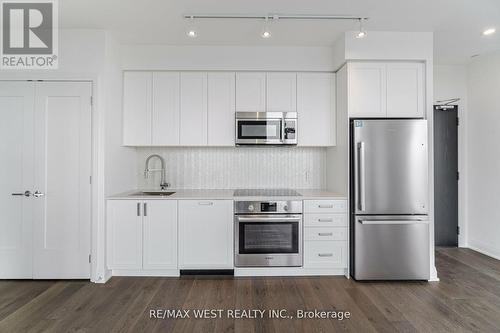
[186,16,198,38]
[356,18,367,38]
[182,14,369,39]
[261,16,272,39]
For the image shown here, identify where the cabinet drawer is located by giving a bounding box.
[304,227,347,241]
[304,241,347,268]
[304,213,347,227]
[304,200,347,213]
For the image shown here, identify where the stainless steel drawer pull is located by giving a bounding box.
[318,218,333,222]
[318,253,333,257]
[318,205,334,209]
[318,233,333,236]
[198,202,214,206]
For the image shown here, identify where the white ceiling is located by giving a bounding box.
[60,0,500,65]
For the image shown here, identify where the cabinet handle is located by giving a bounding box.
[137,202,141,216]
[318,253,333,257]
[318,232,333,236]
[143,203,147,217]
[318,218,333,222]
[318,205,334,209]
[198,201,214,206]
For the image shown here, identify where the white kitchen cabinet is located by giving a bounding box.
[152,72,180,145]
[180,72,208,145]
[107,200,178,271]
[347,62,425,118]
[107,200,143,270]
[297,73,336,146]
[266,72,297,112]
[235,72,266,111]
[143,200,178,270]
[208,72,235,146]
[348,62,387,118]
[123,72,152,145]
[386,63,424,118]
[178,200,233,269]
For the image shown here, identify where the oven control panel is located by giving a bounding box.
[234,200,302,214]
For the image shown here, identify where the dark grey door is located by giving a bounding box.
[434,105,458,246]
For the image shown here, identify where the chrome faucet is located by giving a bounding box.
[144,154,170,190]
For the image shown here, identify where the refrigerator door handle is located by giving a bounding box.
[358,219,429,225]
[357,141,366,211]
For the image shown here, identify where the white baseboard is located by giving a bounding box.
[468,239,500,260]
[235,267,347,277]
[112,269,180,277]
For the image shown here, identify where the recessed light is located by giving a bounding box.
[483,28,496,36]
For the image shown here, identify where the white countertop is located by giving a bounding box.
[108,189,347,201]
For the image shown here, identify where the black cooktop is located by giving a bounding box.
[233,188,302,197]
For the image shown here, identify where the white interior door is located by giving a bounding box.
[32,82,92,279]
[0,82,34,278]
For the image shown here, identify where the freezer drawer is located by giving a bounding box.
[353,215,430,280]
[353,119,428,215]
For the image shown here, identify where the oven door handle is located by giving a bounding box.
[236,216,301,223]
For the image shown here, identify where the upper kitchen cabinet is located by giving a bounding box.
[347,62,425,118]
[207,72,235,146]
[266,72,297,112]
[297,73,336,146]
[235,72,266,111]
[386,63,424,118]
[180,72,208,145]
[152,72,180,145]
[123,72,152,145]
[348,62,387,118]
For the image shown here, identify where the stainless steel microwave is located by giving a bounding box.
[235,112,297,145]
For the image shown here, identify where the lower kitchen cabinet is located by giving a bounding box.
[303,199,348,271]
[178,200,233,269]
[107,200,177,271]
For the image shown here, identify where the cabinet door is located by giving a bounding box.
[348,63,387,117]
[143,200,178,270]
[152,72,180,145]
[386,63,425,118]
[266,72,297,112]
[235,72,266,111]
[107,200,143,270]
[297,73,336,146]
[178,200,233,269]
[207,72,235,146]
[180,72,208,145]
[123,72,152,145]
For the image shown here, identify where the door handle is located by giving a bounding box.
[358,219,429,225]
[33,191,45,198]
[143,203,147,217]
[137,202,141,216]
[11,190,32,197]
[357,141,366,211]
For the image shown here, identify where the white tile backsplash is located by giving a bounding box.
[136,147,327,189]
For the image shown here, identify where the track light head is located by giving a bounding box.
[356,18,367,38]
[186,16,198,38]
[261,16,272,39]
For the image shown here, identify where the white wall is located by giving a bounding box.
[434,65,468,247]
[466,51,500,259]
[137,147,326,190]
[121,45,335,71]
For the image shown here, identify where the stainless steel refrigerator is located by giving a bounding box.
[350,119,430,280]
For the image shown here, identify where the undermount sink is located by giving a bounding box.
[129,191,175,197]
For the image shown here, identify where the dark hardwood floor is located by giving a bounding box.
[1,248,500,332]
